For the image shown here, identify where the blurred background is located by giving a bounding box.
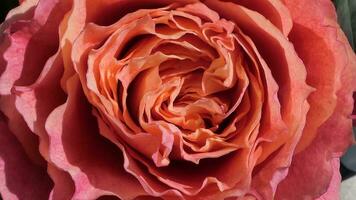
[0,0,355,199]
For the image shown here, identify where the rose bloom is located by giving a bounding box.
[0,0,355,199]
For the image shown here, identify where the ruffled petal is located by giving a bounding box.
[0,0,71,95]
[45,76,148,199]
[0,116,53,200]
[1,0,353,199]
[276,0,356,199]
[0,0,76,198]
[203,1,312,198]
[222,0,293,36]
[316,158,341,200]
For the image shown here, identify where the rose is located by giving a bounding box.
[0,0,355,199]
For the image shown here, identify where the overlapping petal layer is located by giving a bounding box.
[68,1,312,198]
[276,0,356,199]
[0,0,354,199]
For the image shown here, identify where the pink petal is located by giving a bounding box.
[45,76,148,199]
[0,116,52,200]
[316,158,341,200]
[276,0,356,199]
[0,0,71,95]
[230,0,293,36]
[204,1,312,198]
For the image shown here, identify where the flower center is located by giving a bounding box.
[82,3,261,165]
[113,8,248,134]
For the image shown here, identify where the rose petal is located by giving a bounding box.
[45,75,148,199]
[0,0,71,95]
[0,2,75,196]
[0,95,44,166]
[1,0,37,31]
[203,1,312,198]
[0,51,75,198]
[2,0,349,199]
[229,0,293,36]
[8,50,77,199]
[47,164,75,200]
[283,0,355,154]
[59,0,200,89]
[0,116,53,200]
[316,158,341,200]
[276,0,356,198]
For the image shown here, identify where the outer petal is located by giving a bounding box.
[45,75,148,199]
[203,1,312,198]
[1,0,37,29]
[0,0,71,95]
[226,0,293,36]
[15,52,76,200]
[0,0,71,166]
[276,0,356,199]
[0,0,75,198]
[59,0,199,88]
[0,116,53,200]
[316,158,341,200]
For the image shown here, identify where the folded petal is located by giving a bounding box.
[276,0,356,199]
[0,116,53,200]
[0,0,71,95]
[226,0,293,36]
[45,76,148,199]
[203,1,312,198]
[316,158,341,200]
